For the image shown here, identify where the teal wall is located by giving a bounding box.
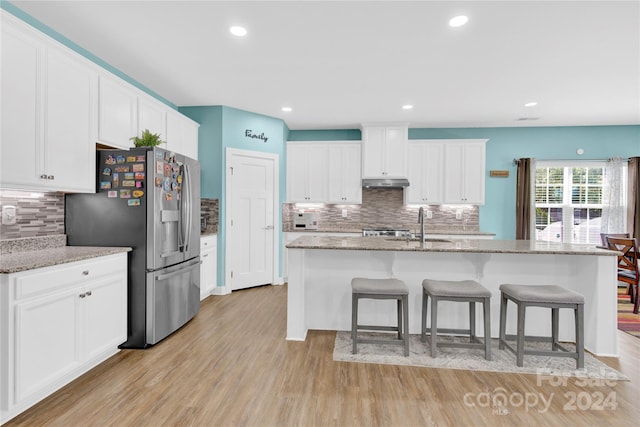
[288,129,361,141]
[180,106,288,287]
[290,125,640,239]
[2,1,177,109]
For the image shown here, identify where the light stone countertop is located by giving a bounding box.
[282,228,495,236]
[285,235,618,256]
[0,235,131,274]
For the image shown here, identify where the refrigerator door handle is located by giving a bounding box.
[182,163,192,254]
[155,258,200,281]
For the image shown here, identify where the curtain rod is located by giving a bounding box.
[513,158,629,165]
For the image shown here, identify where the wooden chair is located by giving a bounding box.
[600,233,630,248]
[606,237,639,314]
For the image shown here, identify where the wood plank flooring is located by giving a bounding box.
[5,284,639,426]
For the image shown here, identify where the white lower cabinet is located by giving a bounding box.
[200,235,217,299]
[1,253,127,424]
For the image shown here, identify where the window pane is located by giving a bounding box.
[572,186,585,204]
[549,168,563,184]
[535,186,547,204]
[572,168,586,184]
[535,168,548,184]
[536,207,563,242]
[549,186,563,203]
[588,168,603,184]
[587,187,602,204]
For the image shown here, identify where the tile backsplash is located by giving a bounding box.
[201,198,219,234]
[282,188,479,233]
[0,190,65,239]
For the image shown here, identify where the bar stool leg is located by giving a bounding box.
[397,297,402,339]
[483,297,492,361]
[421,291,428,342]
[516,303,526,367]
[430,296,438,358]
[352,294,358,355]
[403,294,409,356]
[499,293,507,350]
[551,307,559,351]
[576,304,584,369]
[469,301,476,343]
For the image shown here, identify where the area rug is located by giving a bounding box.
[618,287,640,338]
[333,331,628,381]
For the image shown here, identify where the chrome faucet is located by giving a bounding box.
[418,207,425,242]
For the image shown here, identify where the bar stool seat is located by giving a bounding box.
[351,277,409,356]
[498,284,585,369]
[421,279,492,360]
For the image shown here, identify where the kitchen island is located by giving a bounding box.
[286,236,619,356]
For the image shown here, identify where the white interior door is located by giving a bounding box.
[227,149,277,291]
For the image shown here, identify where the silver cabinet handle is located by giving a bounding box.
[82,270,89,276]
[79,293,86,298]
[86,290,92,296]
[40,174,48,179]
[48,175,55,180]
[265,225,274,230]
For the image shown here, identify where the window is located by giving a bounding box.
[535,162,606,244]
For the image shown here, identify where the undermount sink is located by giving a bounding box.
[384,237,452,243]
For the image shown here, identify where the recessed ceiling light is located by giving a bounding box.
[449,15,468,27]
[402,105,414,110]
[524,101,538,107]
[282,107,292,112]
[230,26,247,37]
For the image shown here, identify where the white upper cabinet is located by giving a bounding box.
[405,141,444,204]
[166,110,199,160]
[286,143,327,202]
[1,12,96,193]
[137,96,167,141]
[98,75,138,149]
[443,140,487,204]
[327,142,362,203]
[361,125,408,178]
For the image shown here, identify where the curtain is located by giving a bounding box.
[600,158,627,234]
[515,158,535,240]
[628,157,640,242]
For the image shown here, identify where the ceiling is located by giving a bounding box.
[10,0,640,130]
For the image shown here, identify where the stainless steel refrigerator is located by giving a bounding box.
[66,147,200,348]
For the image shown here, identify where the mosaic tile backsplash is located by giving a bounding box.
[282,188,479,233]
[0,190,65,239]
[201,198,219,234]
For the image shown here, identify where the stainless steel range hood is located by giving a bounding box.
[362,178,410,188]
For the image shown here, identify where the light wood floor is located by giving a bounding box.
[6,284,640,426]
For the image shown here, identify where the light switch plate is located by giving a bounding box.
[426,210,433,219]
[2,205,17,225]
[456,210,462,220]
[342,209,348,218]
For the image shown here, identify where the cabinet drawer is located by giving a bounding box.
[13,255,125,301]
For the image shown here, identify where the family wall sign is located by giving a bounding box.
[245,129,269,143]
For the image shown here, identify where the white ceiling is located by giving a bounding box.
[10,0,640,130]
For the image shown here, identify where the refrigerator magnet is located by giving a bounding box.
[136,181,144,188]
[122,180,135,187]
[136,155,146,162]
[134,172,145,180]
[171,181,178,191]
[115,166,129,173]
[107,191,118,198]
[133,190,144,198]
[105,155,116,165]
[155,177,162,187]
[124,172,134,180]
[132,163,145,172]
[119,190,131,198]
[156,161,163,174]
[163,178,171,191]
[164,151,171,161]
[100,181,111,189]
[112,173,119,187]
[164,163,171,177]
[128,199,141,206]
[177,175,183,184]
[116,155,126,164]
[165,193,172,201]
[102,167,112,176]
[126,156,137,163]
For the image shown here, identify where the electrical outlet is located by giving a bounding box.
[456,210,462,220]
[342,209,348,218]
[2,205,17,225]
[426,210,433,219]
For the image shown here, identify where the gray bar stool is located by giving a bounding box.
[351,277,410,356]
[421,279,492,360]
[498,284,585,369]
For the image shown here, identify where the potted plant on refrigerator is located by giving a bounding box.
[130,129,165,147]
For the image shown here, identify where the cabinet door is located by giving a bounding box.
[384,126,408,178]
[182,120,199,160]
[422,143,444,203]
[165,111,184,154]
[306,145,327,201]
[286,144,309,202]
[83,276,127,361]
[341,143,362,203]
[98,75,137,149]
[462,142,486,204]
[200,248,216,299]
[0,19,43,189]
[405,143,425,204]
[443,143,466,203]
[14,289,80,403]
[327,144,345,202]
[138,97,166,141]
[361,127,385,178]
[44,47,97,192]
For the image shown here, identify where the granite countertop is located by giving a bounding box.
[285,235,618,256]
[0,235,131,274]
[282,228,495,236]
